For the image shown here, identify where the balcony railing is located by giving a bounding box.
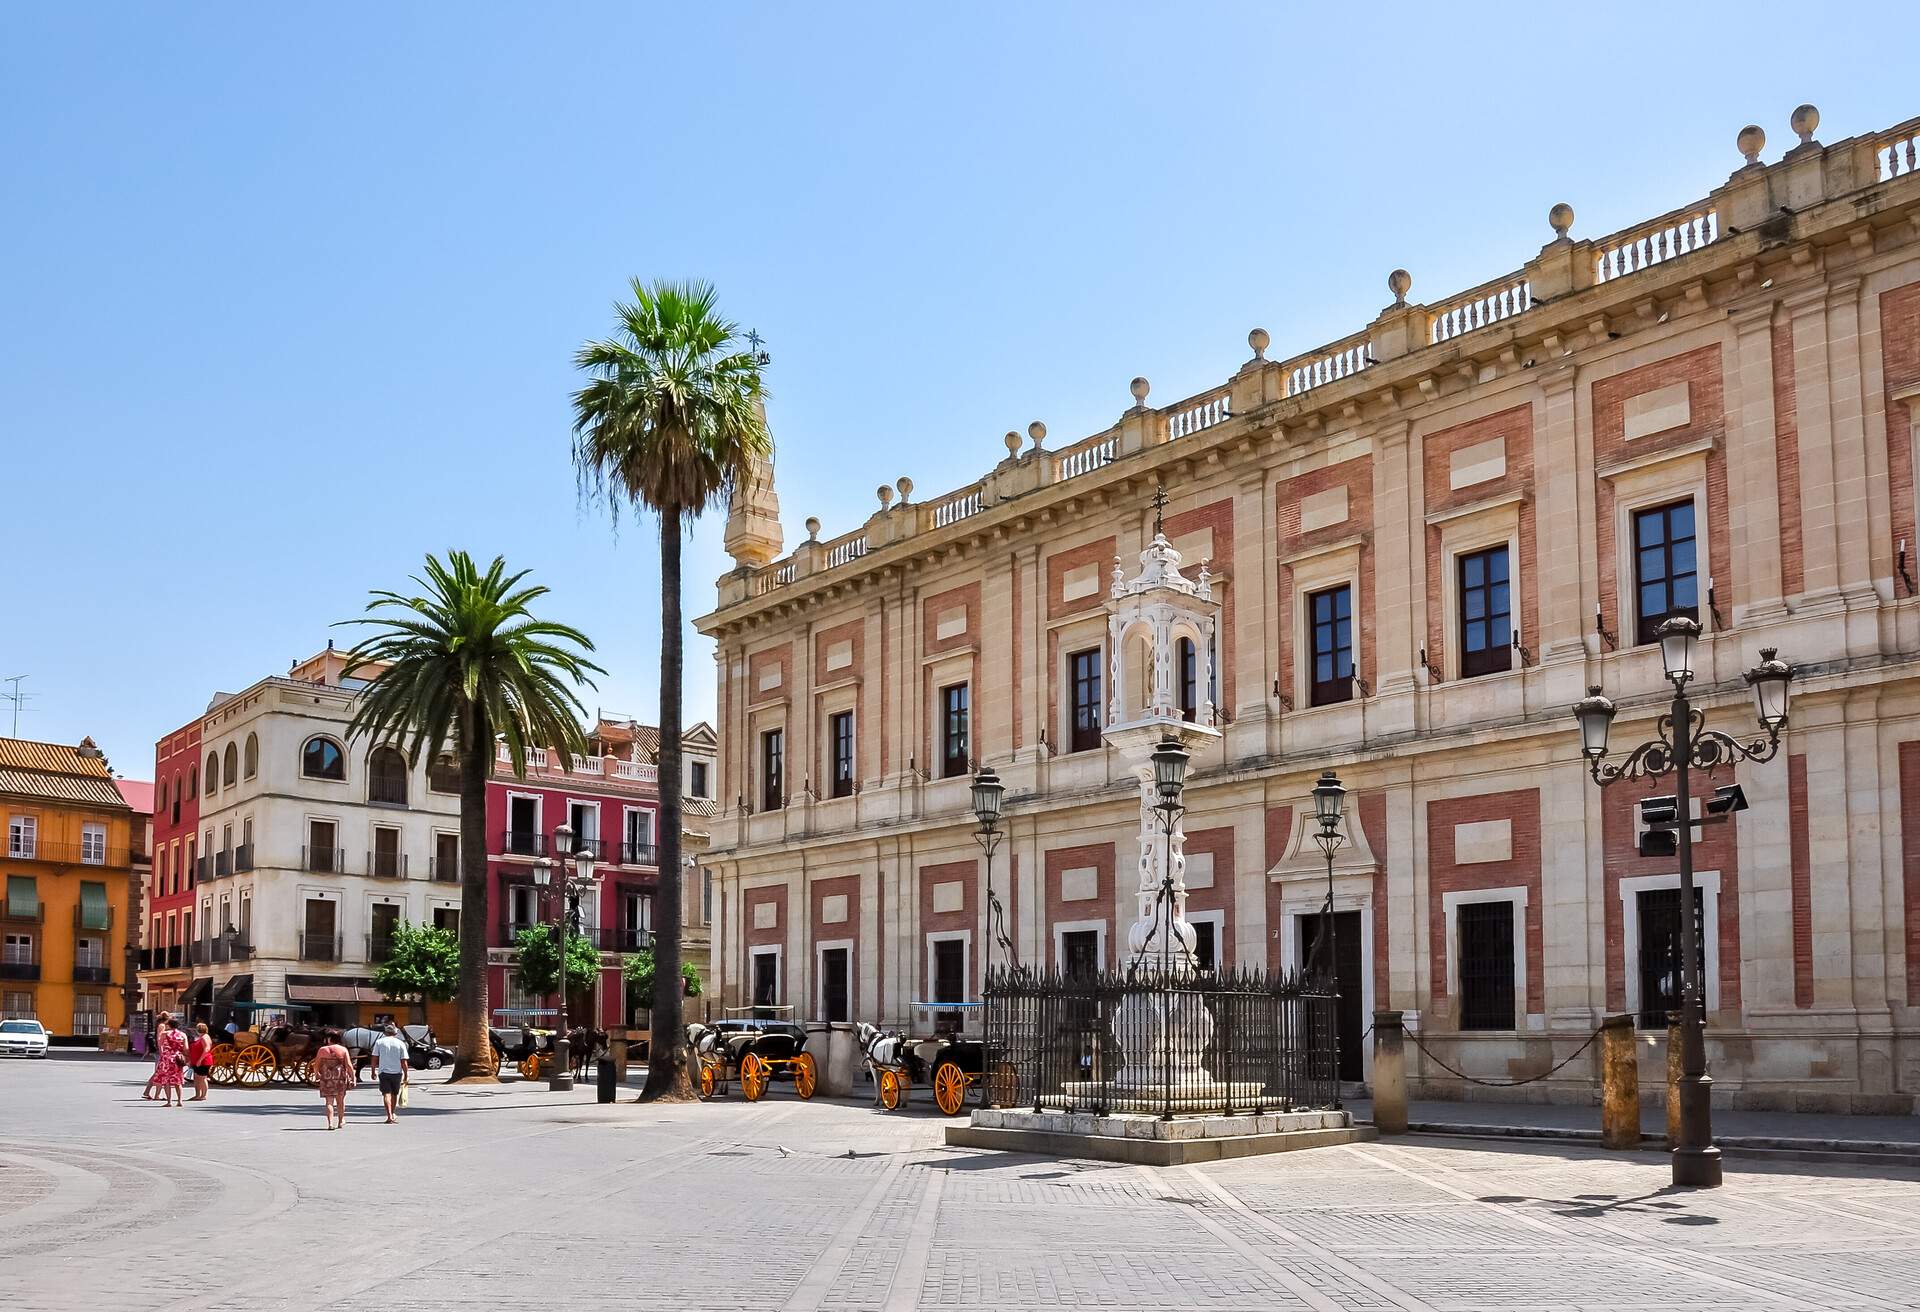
[214,850,231,878]
[163,945,182,970]
[619,842,657,867]
[367,933,396,963]
[368,850,409,879]
[500,919,542,945]
[195,856,211,881]
[303,846,346,874]
[235,844,254,873]
[566,837,609,861]
[3,839,130,867]
[73,964,113,983]
[0,959,40,981]
[607,927,654,953]
[2,901,41,923]
[430,855,459,882]
[299,932,342,961]
[500,830,547,858]
[74,905,113,931]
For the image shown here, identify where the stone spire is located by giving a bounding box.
[723,399,784,569]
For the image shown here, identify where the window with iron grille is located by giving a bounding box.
[940,684,969,778]
[1069,648,1103,752]
[72,994,105,1036]
[1457,545,1512,678]
[1308,585,1354,706]
[1633,499,1699,646]
[1456,900,1516,1030]
[830,711,855,797]
[1636,886,1706,1028]
[760,729,783,812]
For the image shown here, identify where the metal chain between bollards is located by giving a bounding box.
[1401,1023,1606,1089]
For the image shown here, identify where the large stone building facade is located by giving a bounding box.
[696,105,1920,1111]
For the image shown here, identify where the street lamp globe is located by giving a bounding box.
[573,845,598,885]
[530,856,553,888]
[552,821,573,855]
[970,764,1005,830]
[1657,615,1702,686]
[1311,768,1345,832]
[1571,686,1618,760]
[1150,737,1190,804]
[1745,647,1793,732]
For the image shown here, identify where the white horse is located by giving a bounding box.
[855,1022,908,1104]
[685,1022,719,1061]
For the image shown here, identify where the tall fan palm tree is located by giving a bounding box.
[572,278,770,1100]
[338,551,602,1081]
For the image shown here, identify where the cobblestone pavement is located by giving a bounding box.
[6,1058,1920,1310]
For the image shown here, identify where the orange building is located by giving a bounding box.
[1,737,134,1040]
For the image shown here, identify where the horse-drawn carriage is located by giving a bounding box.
[209,1006,326,1088]
[857,1004,1013,1115]
[688,1008,817,1102]
[491,1009,560,1079]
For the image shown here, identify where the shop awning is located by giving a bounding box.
[285,978,385,1004]
[214,974,253,1002]
[178,978,212,1008]
[78,881,111,931]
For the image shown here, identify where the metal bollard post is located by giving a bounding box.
[1599,1014,1639,1149]
[1371,1010,1408,1135]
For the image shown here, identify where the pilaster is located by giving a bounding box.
[1725,300,1788,623]
[1370,420,1418,696]
[1532,365,1588,660]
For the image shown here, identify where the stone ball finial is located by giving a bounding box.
[1129,376,1150,407]
[1548,202,1574,238]
[876,484,894,510]
[1004,430,1021,456]
[1027,420,1047,450]
[895,476,913,502]
[1248,327,1270,360]
[804,515,821,540]
[1387,269,1412,307]
[1737,124,1766,164]
[1791,103,1819,145]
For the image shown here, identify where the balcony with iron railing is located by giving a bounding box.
[299,932,343,962]
[74,905,113,932]
[2,899,41,924]
[0,947,40,981]
[214,849,231,878]
[499,830,547,858]
[430,855,459,882]
[367,933,396,963]
[367,850,410,880]
[303,846,347,875]
[618,841,657,867]
[2,839,131,868]
[72,962,113,984]
[235,844,254,873]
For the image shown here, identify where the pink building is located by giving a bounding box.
[485,718,716,1027]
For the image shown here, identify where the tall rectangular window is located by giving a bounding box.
[78,881,109,931]
[820,947,851,1024]
[940,685,969,778]
[435,832,459,882]
[1069,648,1103,753]
[81,823,107,865]
[751,952,778,1008]
[623,809,653,863]
[72,994,105,1037]
[830,711,856,797]
[1457,901,1516,1030]
[372,827,401,878]
[1633,499,1698,646]
[1177,637,1198,722]
[689,761,709,798]
[306,820,337,873]
[1457,545,1512,678]
[1636,886,1706,1029]
[932,937,966,1031]
[761,729,784,812]
[7,816,35,860]
[1308,585,1355,706]
[5,875,36,919]
[1191,918,1217,972]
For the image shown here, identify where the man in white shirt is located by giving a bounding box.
[370,1024,410,1123]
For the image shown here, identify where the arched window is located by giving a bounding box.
[368,745,409,806]
[222,743,238,788]
[188,765,198,797]
[243,733,259,780]
[205,752,219,795]
[301,736,346,781]
[1177,637,1198,722]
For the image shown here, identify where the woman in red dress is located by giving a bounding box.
[311,1029,356,1130]
[152,1015,188,1107]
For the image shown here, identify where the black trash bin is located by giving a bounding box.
[596,1057,617,1103]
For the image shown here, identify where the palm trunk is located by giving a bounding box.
[642,510,694,1099]
[451,704,499,1081]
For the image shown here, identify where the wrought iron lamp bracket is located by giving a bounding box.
[1588,710,1782,787]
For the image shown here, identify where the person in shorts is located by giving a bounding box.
[370,1024,410,1123]
[186,1022,214,1101]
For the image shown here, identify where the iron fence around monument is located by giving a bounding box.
[983,965,1341,1117]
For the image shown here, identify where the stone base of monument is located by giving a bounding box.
[945,1105,1374,1166]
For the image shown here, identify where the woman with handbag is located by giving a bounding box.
[311,1029,357,1130]
[151,1015,188,1108]
[185,1022,214,1101]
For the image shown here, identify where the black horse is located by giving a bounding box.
[568,1026,608,1079]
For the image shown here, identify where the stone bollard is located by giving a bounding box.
[1666,1014,1682,1146]
[611,1032,630,1083]
[1599,1014,1639,1149]
[1371,1010,1408,1135]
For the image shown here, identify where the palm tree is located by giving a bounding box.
[572,279,770,1100]
[338,551,602,1081]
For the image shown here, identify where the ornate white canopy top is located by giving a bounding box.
[1110,531,1212,604]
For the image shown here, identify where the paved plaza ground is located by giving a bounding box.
[6,1056,1920,1310]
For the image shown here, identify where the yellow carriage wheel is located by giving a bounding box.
[932,1061,967,1116]
[740,1052,769,1101]
[291,1060,314,1087]
[698,1059,718,1100]
[234,1044,277,1088]
[518,1053,544,1080]
[877,1067,904,1110]
[792,1052,818,1100]
[208,1044,237,1086]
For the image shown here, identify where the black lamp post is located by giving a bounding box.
[970,765,1012,997]
[531,820,600,1092]
[1572,617,1793,1189]
[1309,768,1346,1107]
[1143,737,1192,973]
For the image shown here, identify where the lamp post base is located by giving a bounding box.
[1671,1145,1723,1189]
[550,1037,573,1092]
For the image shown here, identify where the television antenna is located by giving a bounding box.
[0,675,33,737]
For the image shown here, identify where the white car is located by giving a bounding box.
[0,1019,49,1057]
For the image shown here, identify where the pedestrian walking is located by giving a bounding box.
[141,1012,168,1101]
[151,1015,187,1108]
[311,1029,356,1130]
[370,1023,410,1123]
[186,1022,214,1101]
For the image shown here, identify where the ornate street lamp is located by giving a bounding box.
[970,764,1015,1016]
[1307,768,1346,1107]
[540,821,600,1092]
[1572,634,1794,1189]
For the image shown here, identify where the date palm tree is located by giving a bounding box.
[338,550,602,1081]
[572,278,770,1100]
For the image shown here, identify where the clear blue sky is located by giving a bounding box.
[2,4,1905,779]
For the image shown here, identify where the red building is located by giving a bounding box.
[141,717,201,1018]
[485,718,714,1028]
